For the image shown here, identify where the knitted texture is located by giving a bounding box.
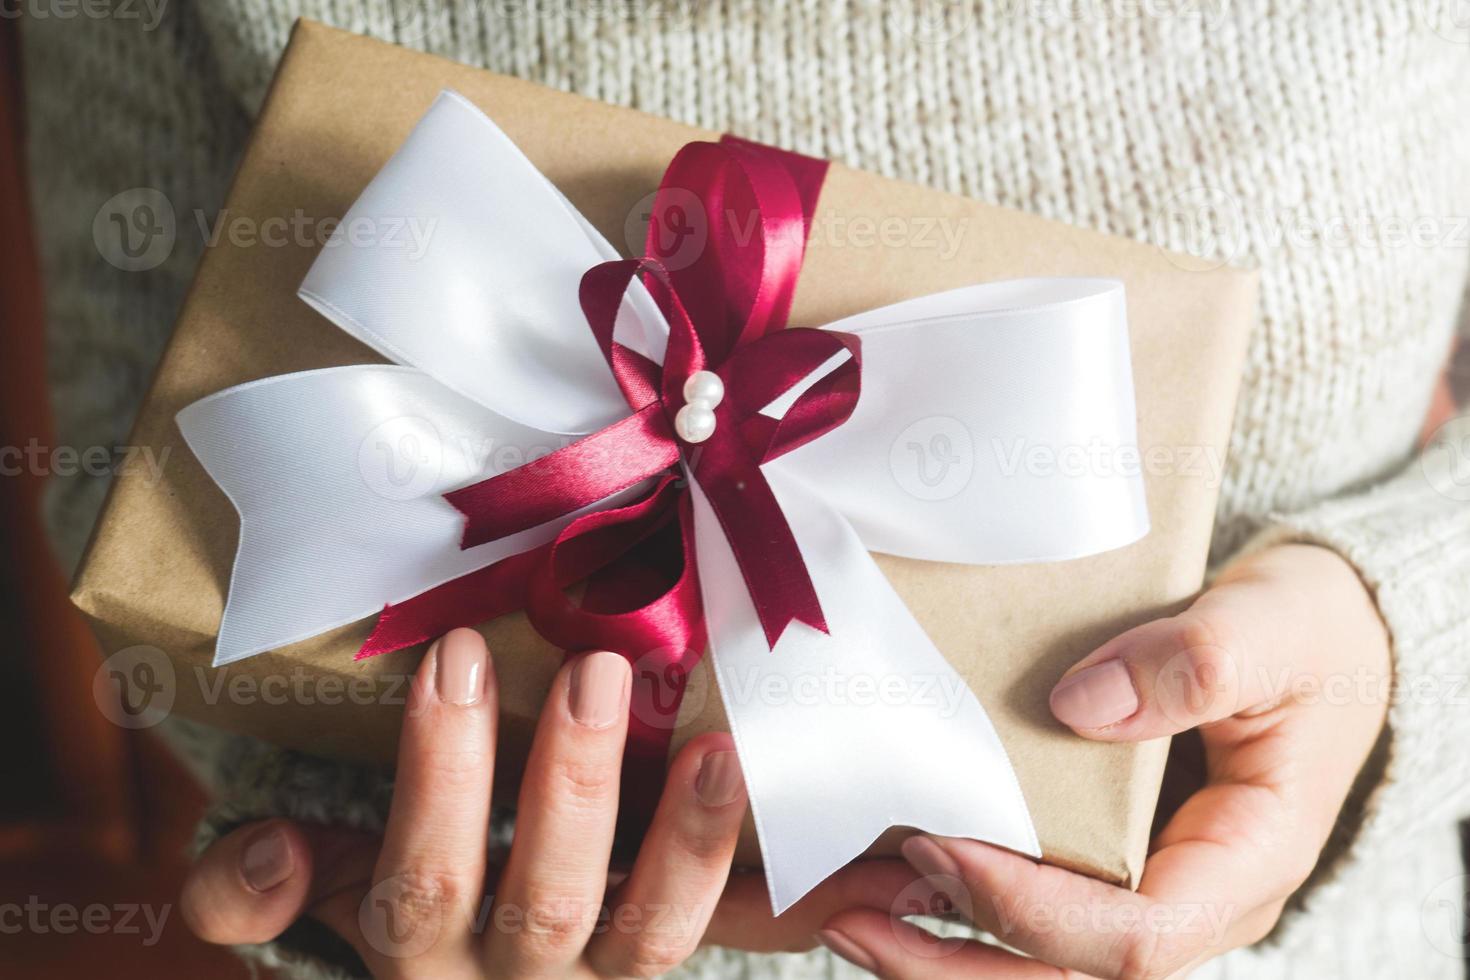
[22,2,1470,977]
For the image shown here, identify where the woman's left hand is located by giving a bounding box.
[814,543,1392,979]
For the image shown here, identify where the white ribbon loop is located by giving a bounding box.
[775,278,1148,564]
[177,90,1150,912]
[298,91,666,436]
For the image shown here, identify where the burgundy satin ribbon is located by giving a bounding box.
[358,134,858,828]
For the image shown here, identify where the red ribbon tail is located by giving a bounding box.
[356,546,545,659]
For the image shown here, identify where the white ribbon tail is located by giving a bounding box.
[690,470,1041,915]
[177,365,643,665]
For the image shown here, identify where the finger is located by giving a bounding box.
[181,818,378,951]
[898,835,1238,980]
[819,907,1062,979]
[365,628,497,976]
[1049,544,1385,740]
[585,733,746,977]
[702,860,920,954]
[485,649,631,975]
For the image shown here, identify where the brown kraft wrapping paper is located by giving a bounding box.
[71,20,1257,886]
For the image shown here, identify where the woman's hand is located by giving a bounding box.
[180,629,749,979]
[816,543,1392,979]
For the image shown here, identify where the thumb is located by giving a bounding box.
[1048,544,1374,741]
[181,818,379,951]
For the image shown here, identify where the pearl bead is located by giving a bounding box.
[674,403,717,443]
[682,370,725,409]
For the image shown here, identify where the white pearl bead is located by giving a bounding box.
[682,370,725,409]
[674,403,717,443]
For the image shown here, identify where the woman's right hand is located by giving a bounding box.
[180,628,752,978]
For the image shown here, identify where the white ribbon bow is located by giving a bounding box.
[178,90,1148,913]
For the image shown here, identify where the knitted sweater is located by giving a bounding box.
[22,2,1470,978]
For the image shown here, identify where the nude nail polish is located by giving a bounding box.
[901,834,961,880]
[435,629,487,705]
[1050,659,1139,729]
[817,929,878,973]
[569,650,628,729]
[241,825,292,892]
[695,750,745,806]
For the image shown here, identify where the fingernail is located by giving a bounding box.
[569,650,628,729]
[241,825,292,893]
[435,629,487,706]
[817,928,878,973]
[1050,659,1139,729]
[695,750,745,807]
[901,834,961,880]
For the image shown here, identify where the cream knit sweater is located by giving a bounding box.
[22,2,1470,978]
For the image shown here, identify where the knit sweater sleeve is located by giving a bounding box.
[1232,407,1470,928]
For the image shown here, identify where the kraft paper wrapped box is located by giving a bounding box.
[72,20,1256,888]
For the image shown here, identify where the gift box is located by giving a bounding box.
[72,19,1256,904]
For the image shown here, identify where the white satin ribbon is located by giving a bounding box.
[177,90,1148,912]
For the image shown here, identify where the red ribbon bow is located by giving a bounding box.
[357,134,859,821]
